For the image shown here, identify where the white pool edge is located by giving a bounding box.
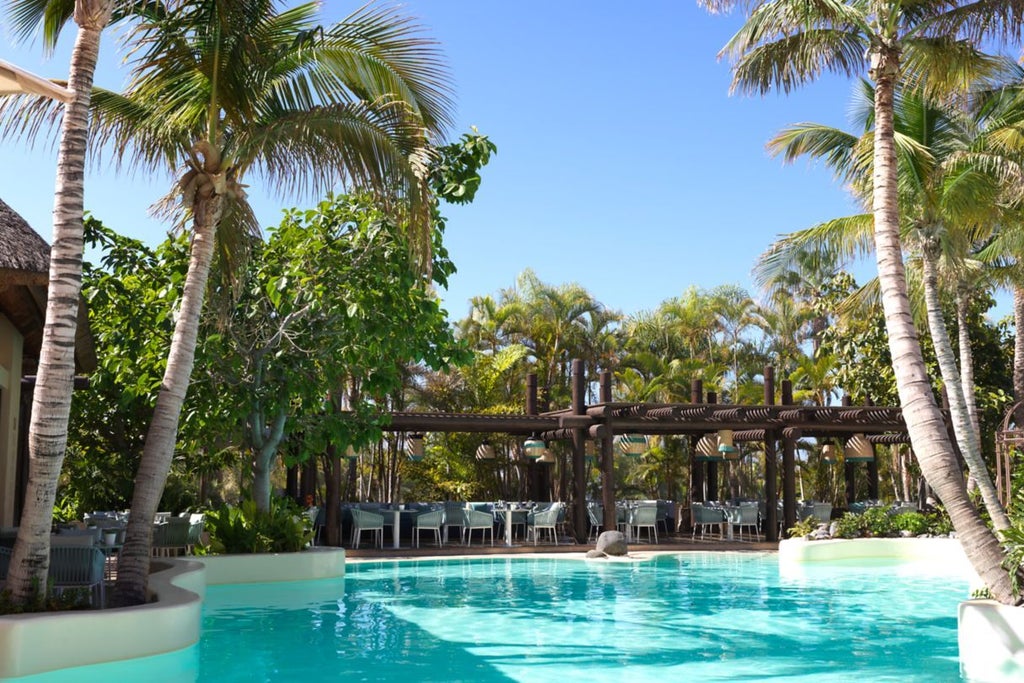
[0,547,345,679]
[780,537,1024,683]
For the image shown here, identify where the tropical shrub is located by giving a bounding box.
[861,507,894,537]
[204,497,312,554]
[890,512,930,536]
[833,512,863,539]
[787,516,820,538]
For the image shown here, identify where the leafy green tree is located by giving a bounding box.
[210,191,471,512]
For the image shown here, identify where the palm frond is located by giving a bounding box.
[753,214,874,290]
[728,29,868,95]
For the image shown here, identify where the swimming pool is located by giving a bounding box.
[15,552,969,682]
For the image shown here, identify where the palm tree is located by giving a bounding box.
[5,1,453,605]
[708,0,1024,602]
[0,0,114,605]
[759,83,1011,530]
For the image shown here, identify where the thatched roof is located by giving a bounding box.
[0,198,95,374]
[0,198,50,278]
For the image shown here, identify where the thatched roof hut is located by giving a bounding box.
[0,198,95,374]
[0,198,50,279]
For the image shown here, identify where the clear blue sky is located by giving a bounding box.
[5,2,1007,322]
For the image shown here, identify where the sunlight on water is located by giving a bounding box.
[10,552,968,683]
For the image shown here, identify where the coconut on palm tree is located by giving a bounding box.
[708,0,1024,602]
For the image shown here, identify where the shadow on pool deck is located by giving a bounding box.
[344,534,779,560]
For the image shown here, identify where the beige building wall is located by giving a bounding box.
[0,313,24,527]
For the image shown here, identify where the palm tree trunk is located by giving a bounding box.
[955,288,982,441]
[1014,283,1024,426]
[113,191,223,607]
[919,242,1009,530]
[6,0,111,605]
[870,60,1017,604]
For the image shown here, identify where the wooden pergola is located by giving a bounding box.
[380,362,917,543]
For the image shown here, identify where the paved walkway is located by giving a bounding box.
[344,534,778,560]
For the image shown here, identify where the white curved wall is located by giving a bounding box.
[0,547,345,678]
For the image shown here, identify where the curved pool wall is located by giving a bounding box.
[781,537,1024,683]
[0,548,345,679]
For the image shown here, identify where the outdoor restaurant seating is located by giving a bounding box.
[0,545,105,607]
[461,508,494,546]
[691,503,724,540]
[349,508,385,549]
[443,502,466,544]
[587,504,603,542]
[413,509,445,547]
[527,503,561,545]
[726,503,759,541]
[628,504,659,543]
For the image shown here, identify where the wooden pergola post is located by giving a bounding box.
[689,379,705,509]
[600,371,616,533]
[780,375,797,534]
[526,373,541,501]
[706,391,719,500]
[764,369,779,542]
[571,359,587,542]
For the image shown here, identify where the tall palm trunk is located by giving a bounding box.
[113,184,224,607]
[955,288,982,440]
[1014,283,1024,426]
[870,55,1017,603]
[919,241,1009,530]
[6,0,112,605]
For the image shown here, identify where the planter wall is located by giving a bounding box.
[959,599,1024,683]
[0,547,345,678]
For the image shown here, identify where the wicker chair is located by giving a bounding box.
[349,508,385,549]
[413,509,445,548]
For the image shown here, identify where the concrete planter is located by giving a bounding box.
[959,599,1024,682]
[0,547,345,678]
[0,559,204,679]
[194,546,345,584]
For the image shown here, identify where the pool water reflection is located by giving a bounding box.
[14,552,969,682]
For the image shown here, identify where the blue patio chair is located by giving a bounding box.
[462,508,494,546]
[413,509,445,548]
[527,503,561,545]
[587,504,603,542]
[443,502,466,544]
[152,518,192,557]
[49,545,105,607]
[629,505,659,544]
[691,503,723,540]
[350,508,385,549]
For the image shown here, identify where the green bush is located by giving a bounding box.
[890,512,930,536]
[833,512,863,539]
[787,516,821,538]
[861,507,894,537]
[0,580,93,615]
[926,507,954,535]
[205,497,312,554]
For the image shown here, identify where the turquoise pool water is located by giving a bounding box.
[16,552,969,682]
